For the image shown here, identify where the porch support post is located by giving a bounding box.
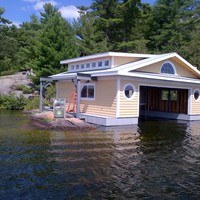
[76,79,81,118]
[39,77,52,113]
[39,80,43,113]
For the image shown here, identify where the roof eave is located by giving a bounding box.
[60,52,155,65]
[120,72,200,84]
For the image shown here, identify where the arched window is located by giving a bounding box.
[161,62,176,75]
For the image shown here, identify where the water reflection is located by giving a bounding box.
[1,111,200,199]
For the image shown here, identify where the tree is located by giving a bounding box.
[73,6,108,56]
[27,3,78,84]
[90,0,150,53]
[0,7,11,25]
[0,7,19,74]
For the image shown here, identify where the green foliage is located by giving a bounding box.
[0,94,27,110]
[24,96,40,111]
[0,69,16,76]
[44,84,56,101]
[15,84,34,94]
[1,0,200,77]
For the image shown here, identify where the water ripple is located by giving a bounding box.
[1,112,200,199]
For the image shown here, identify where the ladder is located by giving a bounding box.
[67,90,77,112]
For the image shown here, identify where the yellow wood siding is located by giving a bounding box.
[191,87,200,115]
[80,80,117,117]
[57,81,75,102]
[119,80,139,117]
[113,57,142,68]
[135,59,198,78]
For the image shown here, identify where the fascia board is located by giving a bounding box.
[91,70,119,77]
[51,74,77,81]
[175,54,200,76]
[60,52,155,64]
[119,72,200,84]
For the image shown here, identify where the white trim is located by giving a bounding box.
[111,56,115,68]
[123,83,136,100]
[60,52,154,64]
[80,83,95,100]
[193,88,200,101]
[79,113,138,126]
[137,85,140,116]
[188,89,192,115]
[119,72,200,84]
[56,82,58,98]
[116,77,120,117]
[138,83,192,90]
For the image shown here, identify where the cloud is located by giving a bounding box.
[59,5,80,19]
[33,0,58,10]
[12,21,21,28]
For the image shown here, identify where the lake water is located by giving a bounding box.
[1,111,200,199]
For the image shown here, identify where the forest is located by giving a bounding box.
[0,0,200,84]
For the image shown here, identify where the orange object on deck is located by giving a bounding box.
[67,90,77,112]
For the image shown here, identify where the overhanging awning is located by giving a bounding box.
[49,72,94,81]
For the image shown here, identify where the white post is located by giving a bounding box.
[39,80,43,112]
[76,79,80,118]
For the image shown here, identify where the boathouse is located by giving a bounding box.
[40,52,200,126]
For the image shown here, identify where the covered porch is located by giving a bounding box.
[39,72,94,118]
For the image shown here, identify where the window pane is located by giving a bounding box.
[194,90,200,100]
[81,86,87,98]
[76,65,79,70]
[88,86,94,98]
[86,63,90,68]
[161,63,175,74]
[105,60,109,66]
[124,85,134,98]
[98,61,102,67]
[170,90,178,101]
[92,62,96,68]
[161,90,169,100]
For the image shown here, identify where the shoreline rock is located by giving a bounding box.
[29,111,96,130]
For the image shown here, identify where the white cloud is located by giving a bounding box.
[12,22,21,28]
[33,0,58,10]
[59,5,80,19]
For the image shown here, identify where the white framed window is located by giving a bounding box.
[98,61,103,67]
[69,59,111,72]
[86,63,90,68]
[81,83,95,100]
[161,62,176,75]
[123,83,136,100]
[104,60,109,67]
[76,64,79,70]
[81,64,84,69]
[71,65,74,70]
[194,89,200,101]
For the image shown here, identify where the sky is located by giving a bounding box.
[0,0,155,27]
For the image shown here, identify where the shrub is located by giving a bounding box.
[24,96,40,110]
[15,84,34,94]
[0,70,16,76]
[0,94,27,110]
